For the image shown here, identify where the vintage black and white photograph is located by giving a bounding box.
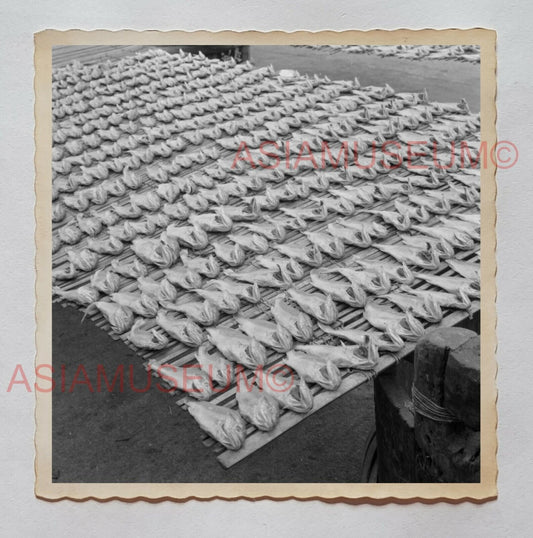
[35,30,496,500]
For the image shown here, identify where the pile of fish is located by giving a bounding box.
[52,47,480,451]
[297,44,481,63]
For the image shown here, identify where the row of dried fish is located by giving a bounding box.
[300,44,480,63]
[53,51,258,104]
[52,158,477,256]
[52,82,318,147]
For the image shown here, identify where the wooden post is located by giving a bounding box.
[374,360,417,482]
[412,327,480,482]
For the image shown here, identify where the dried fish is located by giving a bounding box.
[213,242,246,267]
[255,255,305,281]
[87,236,124,255]
[362,209,411,231]
[228,233,269,254]
[127,319,169,350]
[52,284,100,306]
[66,248,99,272]
[198,187,229,205]
[303,230,345,259]
[166,224,209,250]
[196,344,235,387]
[219,201,260,221]
[137,277,178,304]
[145,165,168,183]
[235,314,293,352]
[107,221,137,242]
[190,173,215,189]
[439,216,480,242]
[312,196,356,216]
[310,269,367,307]
[243,190,280,211]
[130,191,161,212]
[162,202,190,221]
[111,203,143,219]
[327,222,372,248]
[224,266,291,288]
[273,243,323,267]
[58,224,83,245]
[169,367,213,401]
[146,213,171,229]
[330,266,391,295]
[180,250,220,278]
[211,279,261,304]
[280,204,328,222]
[111,292,159,318]
[63,193,91,212]
[391,171,442,190]
[258,370,313,413]
[93,301,134,334]
[301,173,330,192]
[318,323,404,352]
[271,298,315,346]
[52,235,62,254]
[94,208,120,226]
[132,233,179,267]
[408,194,451,215]
[338,218,389,239]
[122,166,144,189]
[53,261,81,282]
[242,221,287,243]
[186,401,245,450]
[236,386,280,431]
[90,269,121,294]
[163,265,202,290]
[52,203,66,223]
[415,273,480,299]
[411,224,474,250]
[156,182,180,203]
[374,182,407,201]
[446,259,480,281]
[218,181,248,198]
[384,291,443,323]
[394,200,431,223]
[375,242,441,270]
[162,300,220,326]
[364,300,425,341]
[399,234,455,259]
[206,327,266,369]
[351,257,415,285]
[183,193,209,212]
[287,288,338,325]
[285,351,342,391]
[194,288,240,314]
[428,185,479,208]
[400,285,472,312]
[156,311,204,347]
[330,185,375,206]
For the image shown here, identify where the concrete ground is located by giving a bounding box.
[52,47,479,483]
